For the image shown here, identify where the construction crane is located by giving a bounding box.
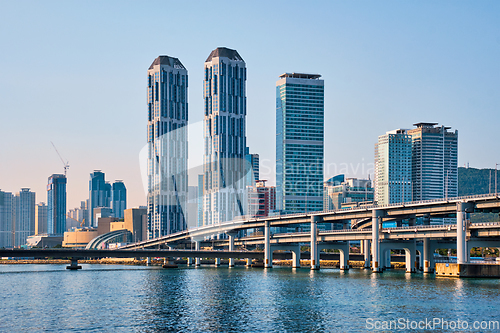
[66,213,86,228]
[51,141,69,176]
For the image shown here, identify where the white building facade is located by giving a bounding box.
[374,129,412,205]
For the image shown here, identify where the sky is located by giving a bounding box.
[0,0,499,209]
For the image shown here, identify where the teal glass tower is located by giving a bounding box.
[47,174,67,235]
[276,73,324,213]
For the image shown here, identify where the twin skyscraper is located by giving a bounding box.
[146,47,325,239]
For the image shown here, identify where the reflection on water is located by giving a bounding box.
[0,265,499,332]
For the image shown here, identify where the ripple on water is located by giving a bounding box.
[0,265,499,332]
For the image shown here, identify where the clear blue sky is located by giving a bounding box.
[0,0,499,209]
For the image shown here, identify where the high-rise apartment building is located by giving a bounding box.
[111,180,127,219]
[202,47,248,225]
[374,129,412,205]
[408,123,458,200]
[35,202,48,235]
[89,171,111,227]
[13,188,35,246]
[147,55,188,238]
[0,190,13,248]
[276,73,324,213]
[47,174,67,235]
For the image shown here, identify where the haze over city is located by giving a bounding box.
[1,0,498,210]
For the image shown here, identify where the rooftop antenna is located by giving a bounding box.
[51,141,70,176]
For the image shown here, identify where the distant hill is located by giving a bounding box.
[458,167,499,196]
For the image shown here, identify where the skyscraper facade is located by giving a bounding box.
[35,202,48,235]
[408,123,458,200]
[276,73,324,213]
[0,190,13,248]
[89,171,110,227]
[147,55,188,238]
[245,148,260,185]
[202,47,248,225]
[111,180,127,219]
[13,188,35,246]
[47,174,67,235]
[374,129,412,205]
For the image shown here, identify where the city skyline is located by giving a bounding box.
[1,1,499,210]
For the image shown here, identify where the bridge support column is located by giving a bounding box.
[338,242,350,270]
[146,257,151,266]
[310,216,320,270]
[264,221,272,268]
[245,258,252,267]
[292,248,301,268]
[423,238,432,273]
[214,257,220,267]
[195,241,201,267]
[66,258,82,270]
[163,257,178,268]
[363,239,370,268]
[187,257,193,266]
[457,202,474,264]
[405,240,416,273]
[372,210,383,273]
[228,233,235,267]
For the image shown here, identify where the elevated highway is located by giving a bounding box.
[117,194,500,274]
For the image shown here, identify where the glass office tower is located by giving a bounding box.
[111,180,127,219]
[276,73,324,214]
[88,170,110,227]
[47,174,67,235]
[147,55,188,238]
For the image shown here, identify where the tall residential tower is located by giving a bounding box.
[13,188,35,246]
[147,55,188,238]
[47,174,67,235]
[111,180,127,219]
[88,171,110,227]
[374,129,412,205]
[408,123,458,200]
[276,73,324,213]
[202,47,248,225]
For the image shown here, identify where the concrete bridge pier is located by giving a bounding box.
[186,257,193,266]
[66,258,82,270]
[245,258,252,267]
[146,257,151,266]
[319,242,350,270]
[362,239,370,268]
[214,258,220,267]
[227,232,236,267]
[457,202,474,264]
[381,247,391,269]
[372,210,384,273]
[292,247,301,268]
[422,238,432,273]
[195,241,201,267]
[310,216,320,270]
[264,221,272,268]
[404,240,416,273]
